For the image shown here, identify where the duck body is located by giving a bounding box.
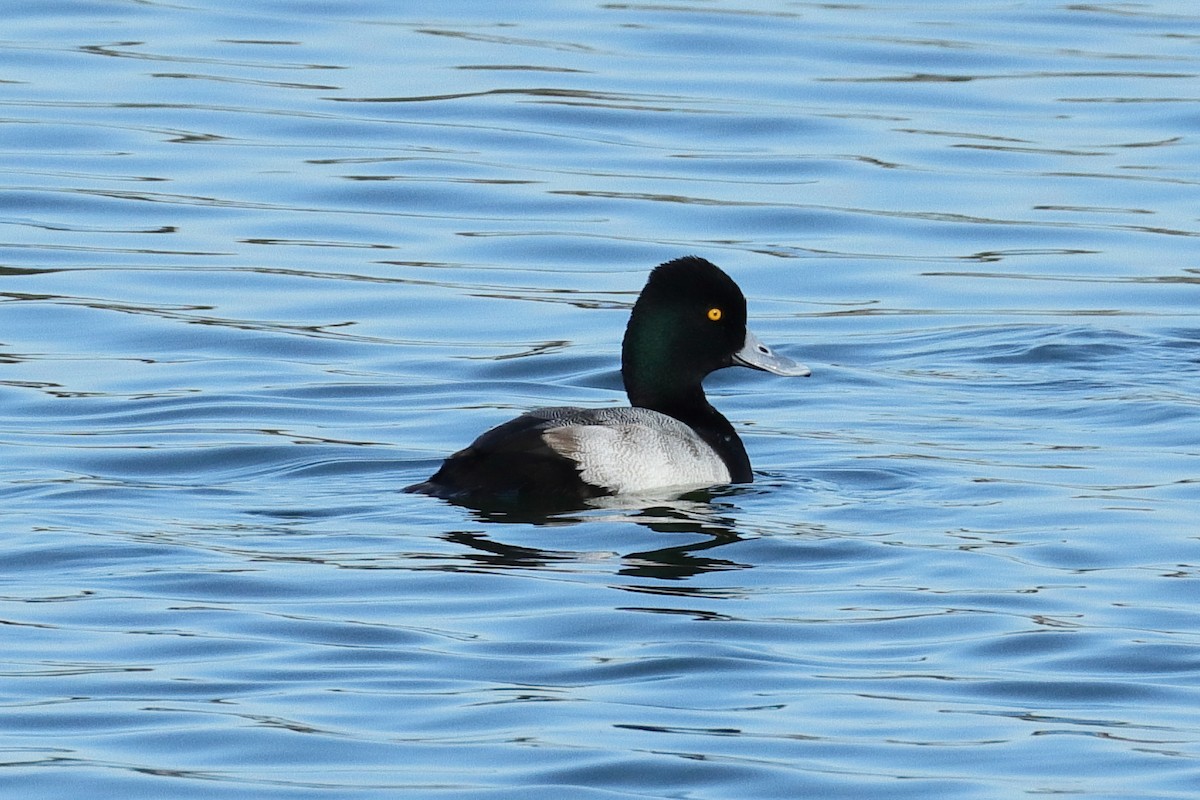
[405,256,809,508]
[409,405,736,505]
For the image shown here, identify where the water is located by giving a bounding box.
[3,1,1199,797]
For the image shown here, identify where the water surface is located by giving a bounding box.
[3,1,1199,798]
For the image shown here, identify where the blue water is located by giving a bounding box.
[3,1,1200,797]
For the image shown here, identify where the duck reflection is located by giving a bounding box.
[440,494,749,581]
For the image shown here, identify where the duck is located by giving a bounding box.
[405,256,810,508]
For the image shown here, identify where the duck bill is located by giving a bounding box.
[733,329,811,377]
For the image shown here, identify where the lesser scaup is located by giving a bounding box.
[405,256,810,507]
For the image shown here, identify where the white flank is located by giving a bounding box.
[541,409,730,495]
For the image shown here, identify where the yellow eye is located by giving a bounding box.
[707,307,723,322]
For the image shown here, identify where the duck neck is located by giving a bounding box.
[626,383,753,483]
